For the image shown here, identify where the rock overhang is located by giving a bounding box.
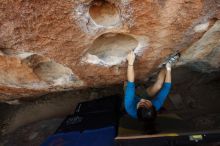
[0,0,219,100]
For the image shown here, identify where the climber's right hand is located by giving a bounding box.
[127,51,135,65]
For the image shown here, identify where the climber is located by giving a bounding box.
[124,51,180,123]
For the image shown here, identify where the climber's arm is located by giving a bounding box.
[124,51,138,118]
[127,51,135,82]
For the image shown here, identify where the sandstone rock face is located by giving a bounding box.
[179,20,220,72]
[0,0,219,100]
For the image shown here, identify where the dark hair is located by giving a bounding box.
[137,106,157,122]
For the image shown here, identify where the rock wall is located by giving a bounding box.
[0,0,219,100]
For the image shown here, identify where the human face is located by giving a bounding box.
[137,99,152,109]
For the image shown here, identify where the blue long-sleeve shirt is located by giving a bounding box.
[124,81,171,119]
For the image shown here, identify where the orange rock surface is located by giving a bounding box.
[0,0,219,100]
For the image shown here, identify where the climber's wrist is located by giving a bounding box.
[128,62,134,66]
